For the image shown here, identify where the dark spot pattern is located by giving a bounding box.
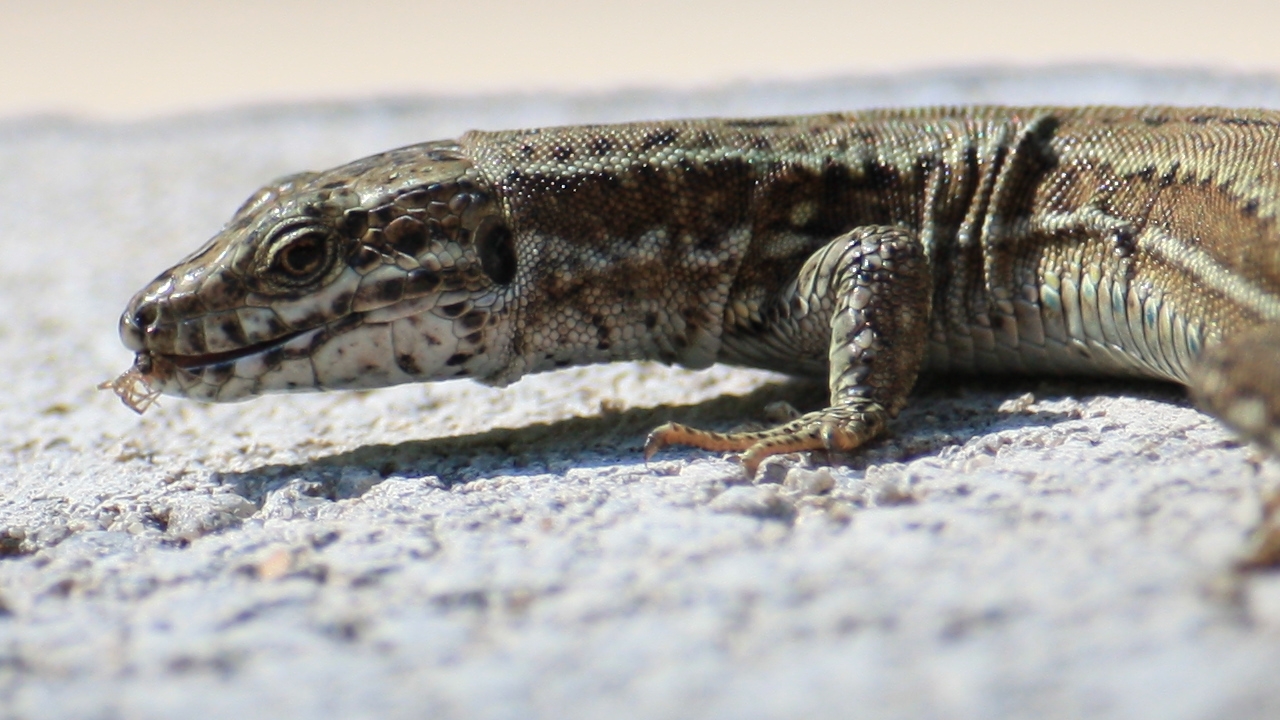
[461,311,488,330]
[590,137,613,155]
[218,318,247,347]
[640,128,679,150]
[396,353,422,374]
[405,269,441,295]
[384,216,428,257]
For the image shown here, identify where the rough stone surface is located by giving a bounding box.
[5,68,1280,719]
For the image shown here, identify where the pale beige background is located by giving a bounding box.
[3,0,1279,119]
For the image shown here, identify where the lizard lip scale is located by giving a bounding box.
[108,325,328,407]
[157,328,312,371]
[118,294,311,371]
[103,106,1280,492]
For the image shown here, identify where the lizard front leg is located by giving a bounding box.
[645,226,933,476]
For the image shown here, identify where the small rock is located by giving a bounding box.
[336,468,380,499]
[998,392,1036,413]
[869,481,916,506]
[709,486,795,521]
[783,467,835,497]
[163,493,259,541]
[757,461,790,485]
[261,480,332,521]
[39,531,136,564]
[256,548,294,581]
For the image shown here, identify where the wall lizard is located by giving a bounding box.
[103,106,1280,558]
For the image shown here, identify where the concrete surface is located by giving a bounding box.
[4,68,1280,719]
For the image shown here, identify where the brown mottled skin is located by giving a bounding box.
[109,106,1280,504]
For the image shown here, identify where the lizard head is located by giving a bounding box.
[110,141,519,407]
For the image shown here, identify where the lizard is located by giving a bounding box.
[103,106,1280,508]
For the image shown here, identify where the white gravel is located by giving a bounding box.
[4,67,1280,719]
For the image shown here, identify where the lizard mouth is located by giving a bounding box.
[158,328,313,370]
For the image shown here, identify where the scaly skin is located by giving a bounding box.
[107,106,1280,495]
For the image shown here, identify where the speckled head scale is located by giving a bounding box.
[109,140,518,407]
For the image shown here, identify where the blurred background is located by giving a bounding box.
[3,0,1279,120]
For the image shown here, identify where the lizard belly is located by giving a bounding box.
[924,254,1204,386]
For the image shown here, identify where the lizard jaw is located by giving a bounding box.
[118,325,331,405]
[111,297,498,407]
[158,327,313,371]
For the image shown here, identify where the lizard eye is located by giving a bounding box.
[263,224,338,286]
[278,234,325,275]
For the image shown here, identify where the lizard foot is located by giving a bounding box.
[644,400,888,477]
[643,225,930,478]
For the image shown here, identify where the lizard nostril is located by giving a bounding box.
[120,301,159,352]
[133,303,158,331]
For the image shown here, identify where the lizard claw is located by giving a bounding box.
[642,402,888,477]
[642,424,675,461]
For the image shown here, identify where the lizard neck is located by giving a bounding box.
[483,224,751,385]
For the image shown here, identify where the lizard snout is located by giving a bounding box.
[120,291,161,353]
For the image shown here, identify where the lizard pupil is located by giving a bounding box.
[279,234,325,276]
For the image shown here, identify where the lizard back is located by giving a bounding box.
[461,107,1280,383]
